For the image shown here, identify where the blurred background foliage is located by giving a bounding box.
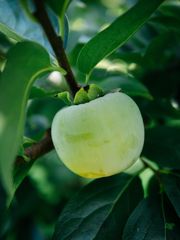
[0,0,180,239]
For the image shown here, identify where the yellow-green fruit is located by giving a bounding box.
[51,92,144,178]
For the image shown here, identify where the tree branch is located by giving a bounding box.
[33,0,81,98]
[15,129,54,165]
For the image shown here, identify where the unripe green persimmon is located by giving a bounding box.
[51,92,144,178]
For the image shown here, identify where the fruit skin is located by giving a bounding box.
[51,92,144,178]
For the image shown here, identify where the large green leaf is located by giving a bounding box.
[142,126,180,169]
[162,173,180,218]
[0,41,56,199]
[77,0,164,76]
[53,173,143,240]
[98,76,153,100]
[123,194,180,239]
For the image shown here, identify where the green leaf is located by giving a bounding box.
[53,173,143,240]
[162,173,180,218]
[111,52,145,67]
[0,180,8,238]
[142,126,180,169]
[12,160,35,202]
[147,175,161,197]
[151,16,180,33]
[98,76,153,100]
[0,41,52,199]
[77,0,164,75]
[159,2,180,20]
[54,91,73,106]
[45,0,71,18]
[74,84,104,105]
[143,32,173,69]
[123,194,180,239]
[0,22,25,42]
[29,86,61,99]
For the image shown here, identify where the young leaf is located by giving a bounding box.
[142,126,180,169]
[0,41,52,199]
[162,173,180,218]
[53,173,143,240]
[123,194,180,239]
[77,0,164,75]
[44,0,72,18]
[63,15,70,49]
[98,76,153,100]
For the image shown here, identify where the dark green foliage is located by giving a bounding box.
[53,174,143,240]
[162,172,180,218]
[123,194,180,239]
[142,127,180,169]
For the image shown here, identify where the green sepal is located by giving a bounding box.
[54,91,73,106]
[74,84,104,105]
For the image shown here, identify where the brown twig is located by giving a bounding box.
[33,0,81,98]
[15,129,54,165]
